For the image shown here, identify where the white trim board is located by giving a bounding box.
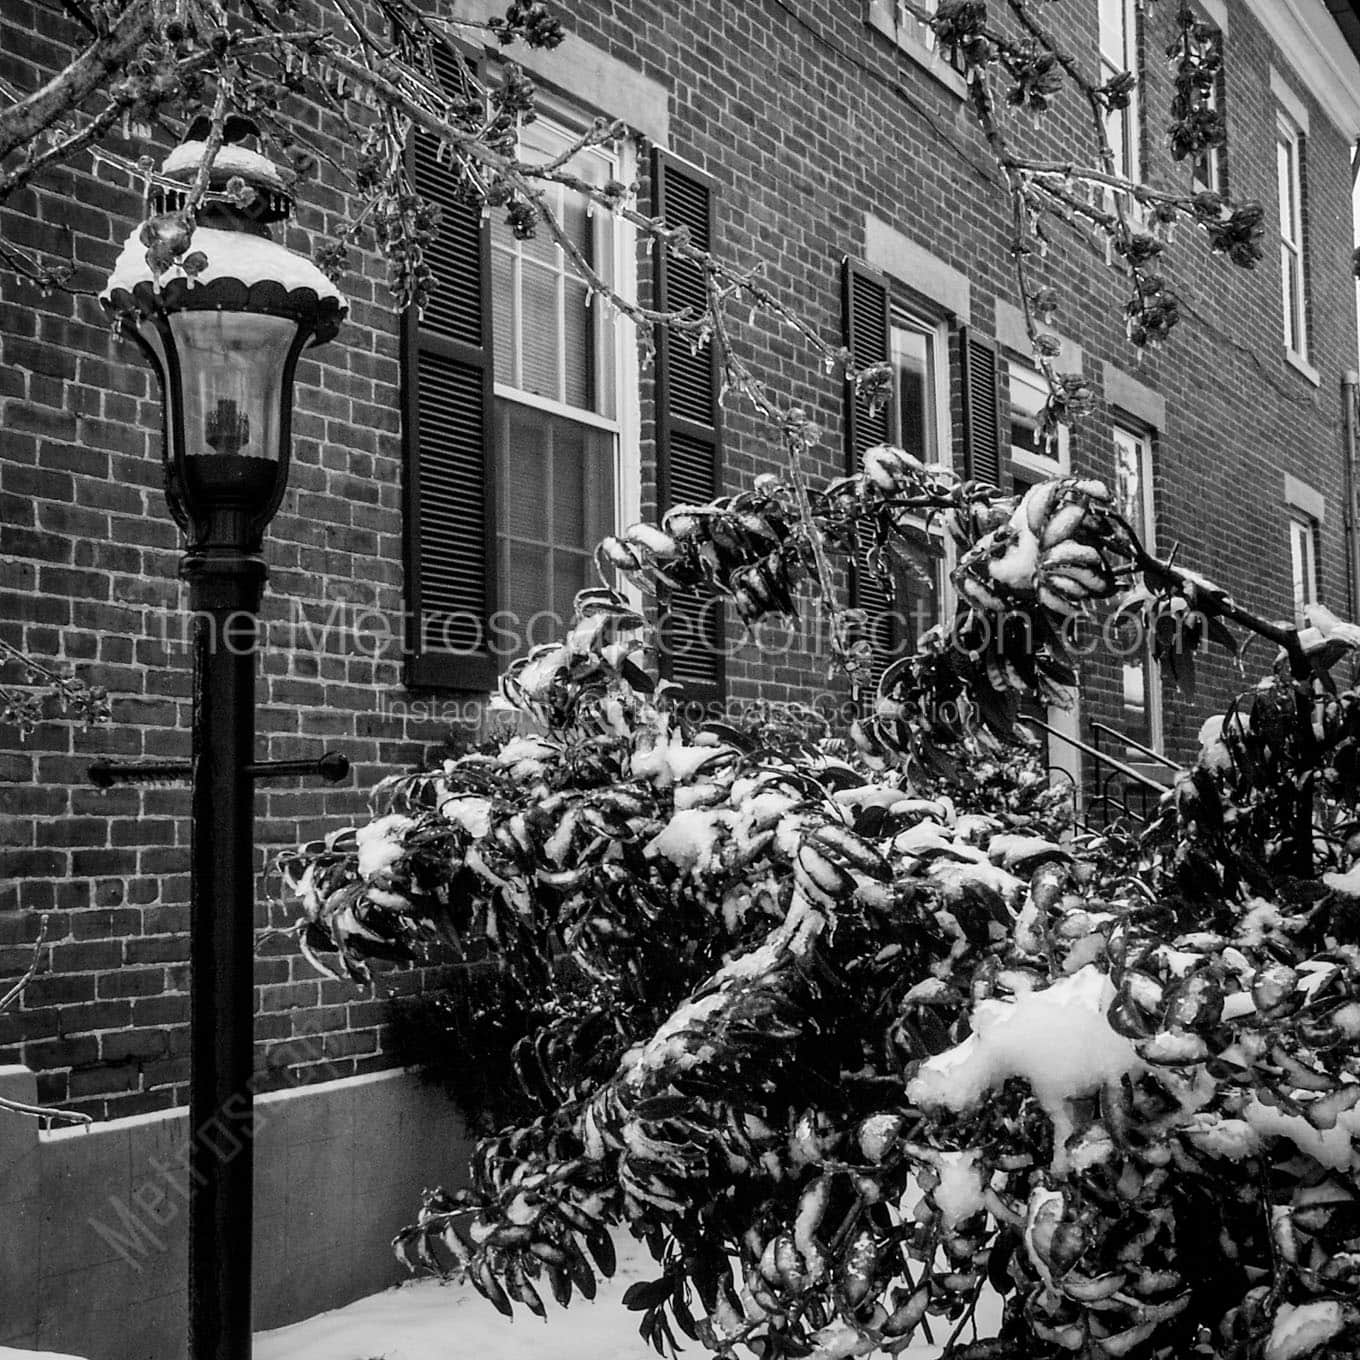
[1271,67,1311,136]
[1197,0,1229,32]
[1284,472,1327,522]
[454,0,670,145]
[1246,0,1360,139]
[1103,363,1166,430]
[864,214,972,323]
[995,299,1084,373]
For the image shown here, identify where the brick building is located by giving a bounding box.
[2,0,1360,1127]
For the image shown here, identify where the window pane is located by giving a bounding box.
[490,117,617,418]
[894,528,940,649]
[1098,0,1125,61]
[519,260,560,400]
[1276,137,1292,239]
[1113,428,1148,541]
[494,398,616,666]
[1282,247,1299,353]
[1006,364,1060,465]
[891,325,934,461]
[498,404,551,542]
[1121,662,1151,747]
[563,276,593,410]
[506,539,554,649]
[491,247,515,387]
[552,551,592,628]
[1291,517,1317,620]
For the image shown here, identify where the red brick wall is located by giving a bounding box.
[1,0,1356,1115]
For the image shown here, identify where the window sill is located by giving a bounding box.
[866,2,968,101]
[1284,349,1321,387]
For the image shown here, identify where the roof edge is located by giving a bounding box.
[1243,0,1360,140]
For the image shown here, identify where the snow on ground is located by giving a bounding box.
[254,1235,999,1360]
[0,1350,88,1359]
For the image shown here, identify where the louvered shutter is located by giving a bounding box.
[960,330,1003,487]
[654,150,724,710]
[403,68,498,692]
[842,259,896,688]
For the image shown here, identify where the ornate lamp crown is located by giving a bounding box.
[150,114,295,224]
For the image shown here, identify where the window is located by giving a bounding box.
[1276,111,1309,362]
[489,117,633,662]
[1189,27,1225,195]
[404,97,640,690]
[1112,423,1161,753]
[888,311,951,648]
[1098,0,1141,187]
[865,0,967,96]
[1005,360,1069,480]
[1289,513,1319,622]
[1004,360,1079,790]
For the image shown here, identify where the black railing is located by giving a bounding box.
[1023,715,1176,831]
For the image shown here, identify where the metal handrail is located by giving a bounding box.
[1022,717,1175,794]
[1089,721,1180,771]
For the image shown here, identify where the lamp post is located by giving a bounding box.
[98,117,347,1360]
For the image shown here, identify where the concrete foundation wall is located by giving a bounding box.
[0,1065,470,1359]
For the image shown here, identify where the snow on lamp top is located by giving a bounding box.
[101,226,345,324]
[153,113,294,223]
[99,114,347,346]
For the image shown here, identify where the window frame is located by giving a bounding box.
[1002,357,1079,790]
[865,0,968,99]
[1189,23,1225,196]
[1275,108,1310,367]
[488,110,642,659]
[1004,358,1071,481]
[1289,511,1320,623]
[1098,0,1142,189]
[402,77,642,692]
[1111,419,1163,756]
[887,302,955,639]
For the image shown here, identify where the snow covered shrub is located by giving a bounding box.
[283,452,1360,1360]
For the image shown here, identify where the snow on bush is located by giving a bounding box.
[283,456,1360,1360]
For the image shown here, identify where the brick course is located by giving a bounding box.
[1,0,1357,1115]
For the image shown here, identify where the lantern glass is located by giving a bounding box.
[170,309,299,481]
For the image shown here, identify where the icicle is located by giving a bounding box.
[748,307,758,327]
[584,290,593,309]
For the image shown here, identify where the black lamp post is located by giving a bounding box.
[98,117,347,1360]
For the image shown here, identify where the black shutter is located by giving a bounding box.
[960,329,1003,487]
[403,63,498,691]
[842,258,895,687]
[654,149,724,709]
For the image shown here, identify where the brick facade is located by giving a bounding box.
[1,0,1358,1117]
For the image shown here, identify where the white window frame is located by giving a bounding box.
[1276,109,1309,366]
[1005,360,1071,479]
[1189,27,1224,195]
[1112,421,1163,755]
[1005,358,1079,793]
[865,0,968,98]
[1289,512,1319,623]
[488,112,641,647]
[1099,0,1142,189]
[888,307,955,632]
